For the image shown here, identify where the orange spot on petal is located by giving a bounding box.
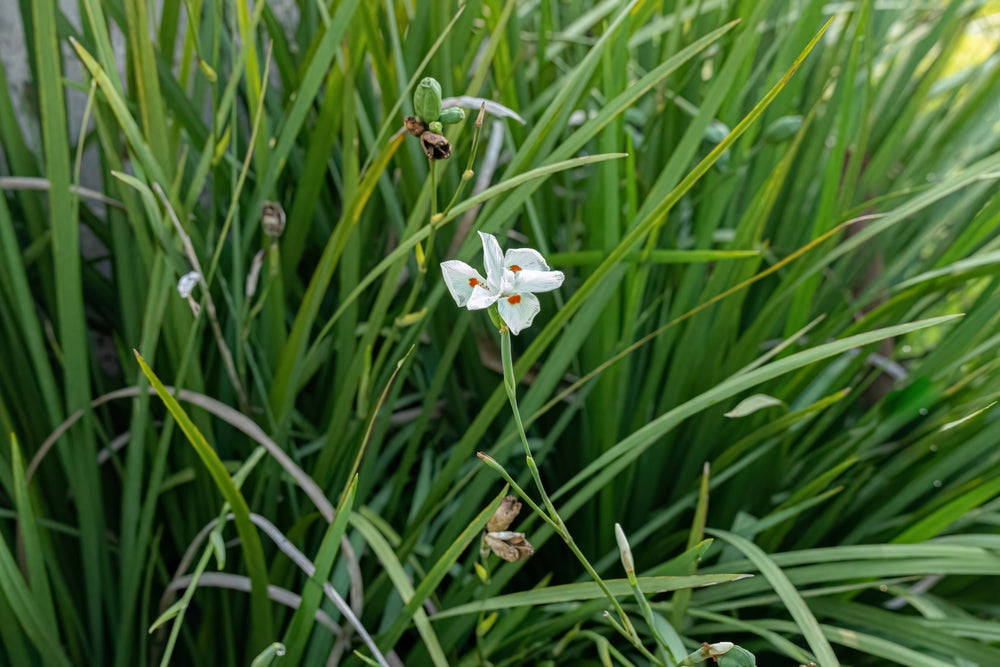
[507,294,521,305]
[468,277,480,288]
[510,264,522,272]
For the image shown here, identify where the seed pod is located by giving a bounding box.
[261,200,286,238]
[404,115,426,136]
[413,77,442,122]
[439,106,466,124]
[420,131,451,160]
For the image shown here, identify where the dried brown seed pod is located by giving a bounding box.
[420,131,452,161]
[404,115,427,137]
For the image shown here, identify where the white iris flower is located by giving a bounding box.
[441,232,564,335]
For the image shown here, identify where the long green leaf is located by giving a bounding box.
[133,352,274,649]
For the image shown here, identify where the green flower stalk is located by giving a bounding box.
[442,238,664,661]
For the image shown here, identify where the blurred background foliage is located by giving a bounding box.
[1,0,1000,665]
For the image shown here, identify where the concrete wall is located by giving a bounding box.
[0,1,297,190]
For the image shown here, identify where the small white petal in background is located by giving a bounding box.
[245,249,266,298]
[177,271,200,298]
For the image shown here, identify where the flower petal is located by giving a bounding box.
[441,260,488,307]
[514,269,564,294]
[479,232,505,282]
[504,247,550,272]
[497,291,540,335]
[495,267,516,295]
[466,285,499,310]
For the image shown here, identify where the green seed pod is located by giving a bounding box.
[414,77,443,122]
[439,106,466,124]
[717,645,757,667]
[428,121,443,134]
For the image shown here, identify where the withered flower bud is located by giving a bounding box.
[404,115,427,137]
[482,531,534,562]
[487,496,522,533]
[261,201,286,238]
[480,496,534,562]
[420,131,452,161]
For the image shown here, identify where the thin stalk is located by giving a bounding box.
[442,104,487,216]
[400,160,438,318]
[404,109,487,318]
[497,327,658,662]
[153,183,250,413]
[420,163,438,274]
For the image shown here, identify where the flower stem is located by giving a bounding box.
[442,103,486,217]
[418,165,439,275]
[402,160,440,317]
[497,328,651,658]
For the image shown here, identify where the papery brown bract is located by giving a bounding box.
[404,115,426,137]
[480,496,534,561]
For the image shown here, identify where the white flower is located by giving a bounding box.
[441,232,564,335]
[177,271,200,298]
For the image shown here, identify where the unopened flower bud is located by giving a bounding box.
[261,201,286,238]
[413,77,443,122]
[439,106,465,124]
[614,523,634,574]
[428,120,443,134]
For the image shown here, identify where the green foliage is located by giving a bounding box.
[1,0,999,665]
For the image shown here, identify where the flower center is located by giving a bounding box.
[509,264,522,272]
[507,294,521,305]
